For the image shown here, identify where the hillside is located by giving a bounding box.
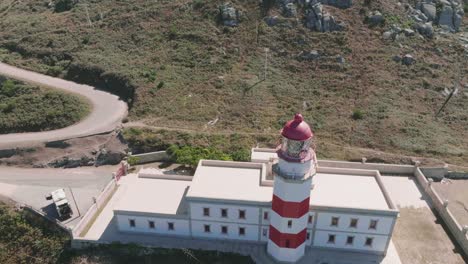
[0,0,466,166]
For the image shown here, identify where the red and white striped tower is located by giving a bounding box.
[267,113,317,262]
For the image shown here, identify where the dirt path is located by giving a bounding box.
[0,62,128,148]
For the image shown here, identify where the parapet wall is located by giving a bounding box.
[72,179,117,238]
[129,151,170,164]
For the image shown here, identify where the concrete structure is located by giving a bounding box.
[108,114,399,263]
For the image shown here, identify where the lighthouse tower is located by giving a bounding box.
[267,113,317,262]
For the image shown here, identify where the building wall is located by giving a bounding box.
[315,212,395,236]
[190,202,260,225]
[115,214,190,237]
[313,230,389,253]
[191,220,259,241]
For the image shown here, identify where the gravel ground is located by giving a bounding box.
[433,179,468,227]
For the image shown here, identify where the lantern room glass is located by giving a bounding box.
[281,137,312,159]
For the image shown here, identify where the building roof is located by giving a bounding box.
[114,174,190,216]
[281,113,313,141]
[187,160,392,211]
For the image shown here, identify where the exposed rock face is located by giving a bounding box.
[320,0,352,9]
[298,50,321,60]
[219,3,241,27]
[413,0,464,32]
[305,2,346,32]
[280,1,298,17]
[415,22,434,38]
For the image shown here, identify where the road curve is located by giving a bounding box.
[0,62,128,148]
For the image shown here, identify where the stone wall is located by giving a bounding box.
[129,151,170,164]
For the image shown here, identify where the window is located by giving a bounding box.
[204,224,211,233]
[327,234,335,244]
[287,220,293,228]
[306,232,310,240]
[168,222,174,230]
[346,236,354,245]
[239,227,246,236]
[221,226,228,234]
[369,220,378,230]
[350,218,358,228]
[263,211,269,220]
[221,208,228,218]
[129,219,135,227]
[365,237,374,247]
[203,207,210,217]
[262,228,268,237]
[239,210,246,219]
[308,215,313,224]
[148,221,155,229]
[331,217,339,227]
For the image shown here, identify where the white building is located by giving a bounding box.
[113,114,399,263]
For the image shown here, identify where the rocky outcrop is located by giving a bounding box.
[219,3,241,27]
[319,0,352,9]
[412,0,464,32]
[305,2,346,32]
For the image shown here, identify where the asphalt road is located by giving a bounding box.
[0,166,115,188]
[0,62,128,148]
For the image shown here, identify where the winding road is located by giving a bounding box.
[0,62,128,148]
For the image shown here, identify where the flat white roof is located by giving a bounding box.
[114,174,190,216]
[186,161,273,203]
[187,160,390,210]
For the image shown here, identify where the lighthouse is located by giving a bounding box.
[267,113,317,262]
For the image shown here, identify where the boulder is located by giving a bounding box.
[402,54,416,65]
[298,50,321,60]
[283,3,298,17]
[219,3,240,27]
[95,148,126,166]
[382,31,394,40]
[415,22,434,38]
[366,11,385,26]
[421,3,436,21]
[403,28,415,36]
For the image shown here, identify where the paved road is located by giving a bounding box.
[0,62,128,148]
[0,165,117,228]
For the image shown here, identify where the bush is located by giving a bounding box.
[167,145,232,167]
[54,0,77,13]
[352,109,364,120]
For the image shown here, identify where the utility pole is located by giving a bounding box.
[435,84,459,118]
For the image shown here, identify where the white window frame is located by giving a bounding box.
[349,218,358,228]
[331,217,339,227]
[327,234,336,244]
[369,219,378,230]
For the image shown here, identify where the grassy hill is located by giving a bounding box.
[0,0,466,166]
[0,76,90,133]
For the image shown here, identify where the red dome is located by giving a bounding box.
[281,113,313,141]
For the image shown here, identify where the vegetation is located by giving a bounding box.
[0,1,466,165]
[0,77,90,134]
[0,203,70,264]
[168,145,233,167]
[0,202,254,263]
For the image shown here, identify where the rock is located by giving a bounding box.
[366,11,385,26]
[382,31,394,40]
[298,50,320,60]
[265,16,278,26]
[336,55,345,64]
[95,148,126,166]
[320,0,353,9]
[282,3,298,17]
[219,3,241,27]
[402,54,415,65]
[403,28,415,36]
[421,3,436,21]
[305,3,345,32]
[415,22,434,38]
[392,55,402,62]
[439,4,455,30]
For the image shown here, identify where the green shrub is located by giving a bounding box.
[352,109,364,120]
[168,145,232,167]
[54,0,77,13]
[127,156,140,166]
